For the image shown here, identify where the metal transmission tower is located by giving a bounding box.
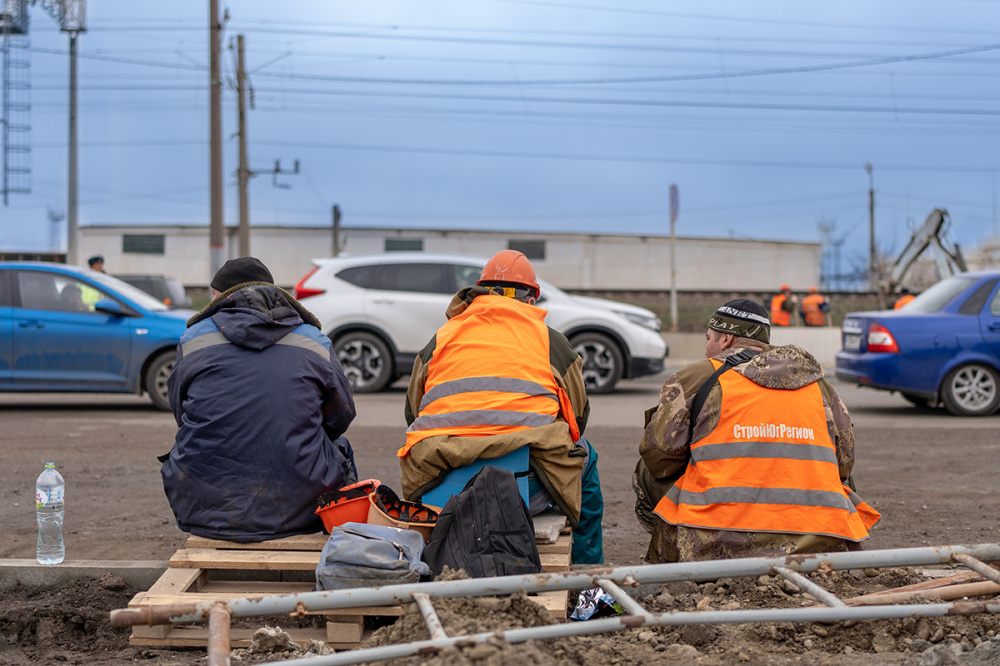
[34,0,85,263]
[0,0,30,204]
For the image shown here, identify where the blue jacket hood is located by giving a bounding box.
[188,283,322,351]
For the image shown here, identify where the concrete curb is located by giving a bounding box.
[0,559,168,591]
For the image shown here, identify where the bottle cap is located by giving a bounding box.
[44,462,55,468]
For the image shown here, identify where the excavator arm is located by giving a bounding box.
[879,208,966,304]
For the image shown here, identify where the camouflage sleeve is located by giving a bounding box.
[404,336,436,426]
[561,354,590,435]
[819,379,855,481]
[638,360,715,480]
[548,327,589,435]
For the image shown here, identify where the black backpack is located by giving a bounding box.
[422,466,542,578]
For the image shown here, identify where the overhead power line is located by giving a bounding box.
[254,138,1000,173]
[484,0,1000,37]
[245,42,1000,86]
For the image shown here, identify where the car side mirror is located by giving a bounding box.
[94,299,126,316]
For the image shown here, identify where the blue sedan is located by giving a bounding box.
[835,270,1000,416]
[0,262,191,410]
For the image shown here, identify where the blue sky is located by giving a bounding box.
[2,0,999,282]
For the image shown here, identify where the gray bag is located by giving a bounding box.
[315,521,431,591]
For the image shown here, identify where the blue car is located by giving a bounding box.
[835,270,1000,416]
[0,262,191,410]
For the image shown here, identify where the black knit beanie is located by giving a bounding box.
[707,298,770,344]
[210,257,273,292]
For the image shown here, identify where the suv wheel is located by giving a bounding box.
[941,363,1000,416]
[333,331,393,393]
[144,350,175,411]
[570,332,623,395]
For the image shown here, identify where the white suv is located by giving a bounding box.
[294,253,667,394]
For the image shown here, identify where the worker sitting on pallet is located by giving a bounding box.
[632,299,880,562]
[399,250,604,564]
[160,257,358,542]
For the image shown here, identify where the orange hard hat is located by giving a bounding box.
[478,250,540,298]
[809,286,818,294]
[780,283,791,292]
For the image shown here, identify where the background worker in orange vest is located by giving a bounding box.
[894,288,915,309]
[632,299,879,563]
[769,283,797,326]
[800,286,830,326]
[400,250,603,564]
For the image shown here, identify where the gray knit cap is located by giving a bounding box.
[707,299,770,344]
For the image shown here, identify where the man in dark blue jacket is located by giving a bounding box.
[161,257,357,542]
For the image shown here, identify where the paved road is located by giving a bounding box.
[0,370,994,564]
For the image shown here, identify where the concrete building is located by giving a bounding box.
[79,224,821,292]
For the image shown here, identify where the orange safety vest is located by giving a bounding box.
[654,360,880,541]
[398,295,580,458]
[894,294,915,309]
[801,294,827,327]
[770,293,791,326]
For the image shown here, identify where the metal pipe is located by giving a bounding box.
[110,544,1000,627]
[412,593,448,641]
[952,554,1000,586]
[595,578,652,619]
[260,598,1000,666]
[772,565,846,608]
[207,602,231,666]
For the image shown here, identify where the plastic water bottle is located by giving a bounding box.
[35,463,65,565]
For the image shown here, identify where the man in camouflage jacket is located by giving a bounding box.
[633,298,878,562]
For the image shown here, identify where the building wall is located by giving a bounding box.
[79,225,821,292]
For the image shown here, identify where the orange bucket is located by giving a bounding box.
[315,479,381,532]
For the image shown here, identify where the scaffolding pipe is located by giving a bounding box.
[595,578,653,619]
[412,593,448,641]
[772,566,846,608]
[109,544,1000,629]
[263,598,1000,666]
[952,554,1000,586]
[207,602,231,666]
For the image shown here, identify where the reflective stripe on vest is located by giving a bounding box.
[801,294,826,326]
[398,295,579,457]
[654,359,879,541]
[770,293,791,326]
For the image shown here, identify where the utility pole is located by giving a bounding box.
[332,204,342,257]
[235,34,249,258]
[866,163,875,293]
[669,184,679,333]
[209,0,224,280]
[66,31,78,265]
[31,2,86,262]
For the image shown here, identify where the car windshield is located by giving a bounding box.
[904,276,977,313]
[87,271,170,311]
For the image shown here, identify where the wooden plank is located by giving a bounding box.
[130,625,170,640]
[326,616,363,643]
[536,532,572,555]
[169,548,320,571]
[129,624,329,648]
[144,567,205,595]
[531,589,568,620]
[199,580,317,595]
[540,552,570,573]
[186,533,328,551]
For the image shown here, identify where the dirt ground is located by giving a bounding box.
[1,382,999,665]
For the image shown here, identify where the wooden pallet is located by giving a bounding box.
[128,512,573,649]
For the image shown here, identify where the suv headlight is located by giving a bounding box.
[616,311,661,331]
